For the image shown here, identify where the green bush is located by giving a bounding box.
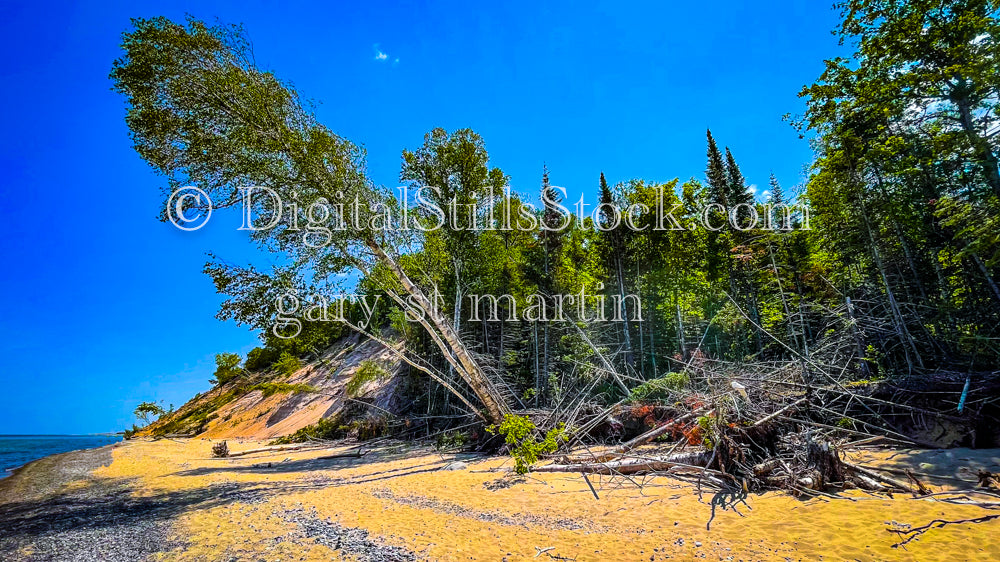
[211,352,244,385]
[245,346,280,372]
[435,430,469,451]
[629,372,690,402]
[274,352,301,377]
[271,416,346,444]
[123,424,141,440]
[487,414,567,474]
[345,360,391,397]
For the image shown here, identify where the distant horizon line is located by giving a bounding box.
[0,433,124,437]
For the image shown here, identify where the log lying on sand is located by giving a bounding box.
[843,460,915,493]
[224,443,325,458]
[568,410,708,464]
[534,451,712,475]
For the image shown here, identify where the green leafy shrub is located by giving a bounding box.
[435,430,469,451]
[123,424,141,440]
[211,352,244,385]
[245,346,280,372]
[271,416,347,444]
[345,360,391,397]
[629,372,690,402]
[487,415,567,474]
[274,352,301,377]
[152,389,239,436]
[134,401,166,425]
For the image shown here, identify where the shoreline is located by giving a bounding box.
[2,438,999,560]
[0,440,180,561]
[0,434,124,481]
[0,442,120,500]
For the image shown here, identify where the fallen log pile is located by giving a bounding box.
[527,365,1000,500]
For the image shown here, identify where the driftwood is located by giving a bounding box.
[568,410,707,464]
[317,450,366,460]
[889,514,1000,547]
[534,451,712,475]
[844,461,914,493]
[751,398,806,427]
[224,443,325,458]
[211,441,229,458]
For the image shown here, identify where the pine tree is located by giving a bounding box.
[768,173,785,229]
[724,147,753,208]
[598,172,635,370]
[706,130,730,207]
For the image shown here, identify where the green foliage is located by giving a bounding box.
[271,416,346,444]
[345,360,391,397]
[273,352,301,377]
[122,424,141,440]
[249,382,316,398]
[629,372,690,402]
[134,401,166,425]
[244,346,278,372]
[113,12,1000,432]
[487,415,568,474]
[211,352,243,385]
[435,430,469,451]
[152,389,239,436]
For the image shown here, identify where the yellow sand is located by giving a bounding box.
[90,439,1000,561]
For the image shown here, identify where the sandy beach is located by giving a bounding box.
[1,439,999,561]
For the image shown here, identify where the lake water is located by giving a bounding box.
[0,434,123,477]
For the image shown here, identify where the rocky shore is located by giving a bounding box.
[0,443,180,561]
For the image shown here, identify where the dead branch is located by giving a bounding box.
[889,514,1000,548]
[534,451,712,475]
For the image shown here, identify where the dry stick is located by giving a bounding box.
[778,415,915,445]
[889,514,1000,548]
[860,464,973,486]
[915,489,1000,501]
[225,443,324,457]
[842,435,888,448]
[316,450,366,460]
[808,403,924,447]
[843,461,913,493]
[339,316,484,419]
[752,398,807,427]
[533,451,712,475]
[905,469,932,495]
[570,410,705,464]
[722,292,940,448]
[582,473,600,500]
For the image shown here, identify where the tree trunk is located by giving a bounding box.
[955,92,1000,197]
[616,255,634,367]
[858,200,923,371]
[675,296,687,360]
[366,240,509,423]
[972,253,1000,305]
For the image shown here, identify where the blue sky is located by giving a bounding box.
[0,1,844,434]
